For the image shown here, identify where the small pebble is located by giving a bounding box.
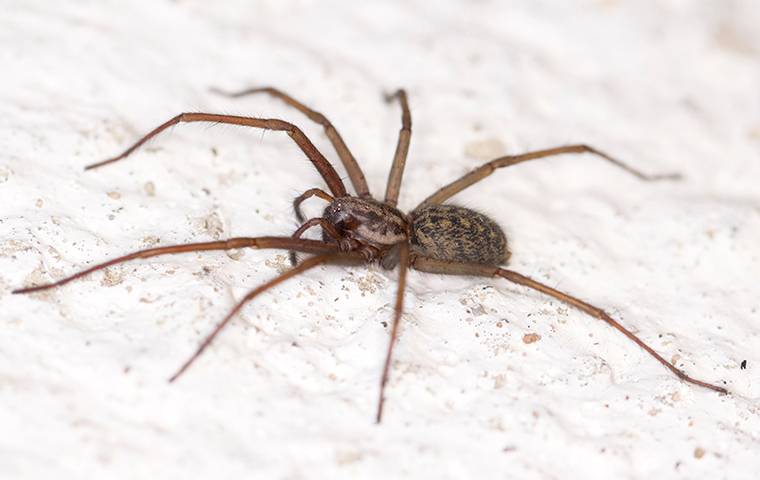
[522,333,541,344]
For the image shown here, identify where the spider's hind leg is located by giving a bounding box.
[409,255,728,395]
[416,144,681,209]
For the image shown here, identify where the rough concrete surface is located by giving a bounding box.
[2,1,759,479]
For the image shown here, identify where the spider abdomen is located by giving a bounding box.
[410,205,510,265]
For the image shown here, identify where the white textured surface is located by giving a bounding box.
[2,1,759,479]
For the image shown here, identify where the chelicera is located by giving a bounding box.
[14,86,728,422]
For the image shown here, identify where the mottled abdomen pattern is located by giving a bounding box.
[410,205,510,265]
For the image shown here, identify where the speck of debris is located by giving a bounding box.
[107,191,121,199]
[2,239,33,255]
[522,333,541,344]
[740,360,747,369]
[464,137,506,160]
[335,449,363,465]
[144,181,156,196]
[0,165,13,183]
[226,249,244,261]
[142,235,161,247]
[202,211,224,239]
[347,272,384,295]
[35,198,44,208]
[265,254,290,274]
[100,267,125,287]
[694,447,706,459]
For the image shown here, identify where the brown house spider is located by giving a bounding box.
[14,86,727,423]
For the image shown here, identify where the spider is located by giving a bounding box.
[13,86,728,423]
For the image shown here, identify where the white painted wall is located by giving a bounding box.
[2,1,759,478]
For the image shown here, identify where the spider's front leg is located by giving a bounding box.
[85,113,348,198]
[12,237,341,294]
[13,239,356,383]
[211,86,372,198]
[169,253,339,382]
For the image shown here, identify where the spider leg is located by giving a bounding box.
[383,89,412,207]
[409,256,728,395]
[376,241,410,423]
[211,86,371,198]
[12,237,341,294]
[169,253,336,382]
[85,113,347,197]
[416,144,681,209]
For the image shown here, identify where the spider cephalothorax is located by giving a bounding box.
[14,86,727,423]
[321,196,409,263]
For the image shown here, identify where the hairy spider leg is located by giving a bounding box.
[410,256,728,395]
[169,253,337,382]
[383,89,412,207]
[12,237,340,294]
[85,113,348,198]
[376,241,410,423]
[416,144,681,209]
[211,86,372,198]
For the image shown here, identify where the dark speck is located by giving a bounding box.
[741,360,747,370]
